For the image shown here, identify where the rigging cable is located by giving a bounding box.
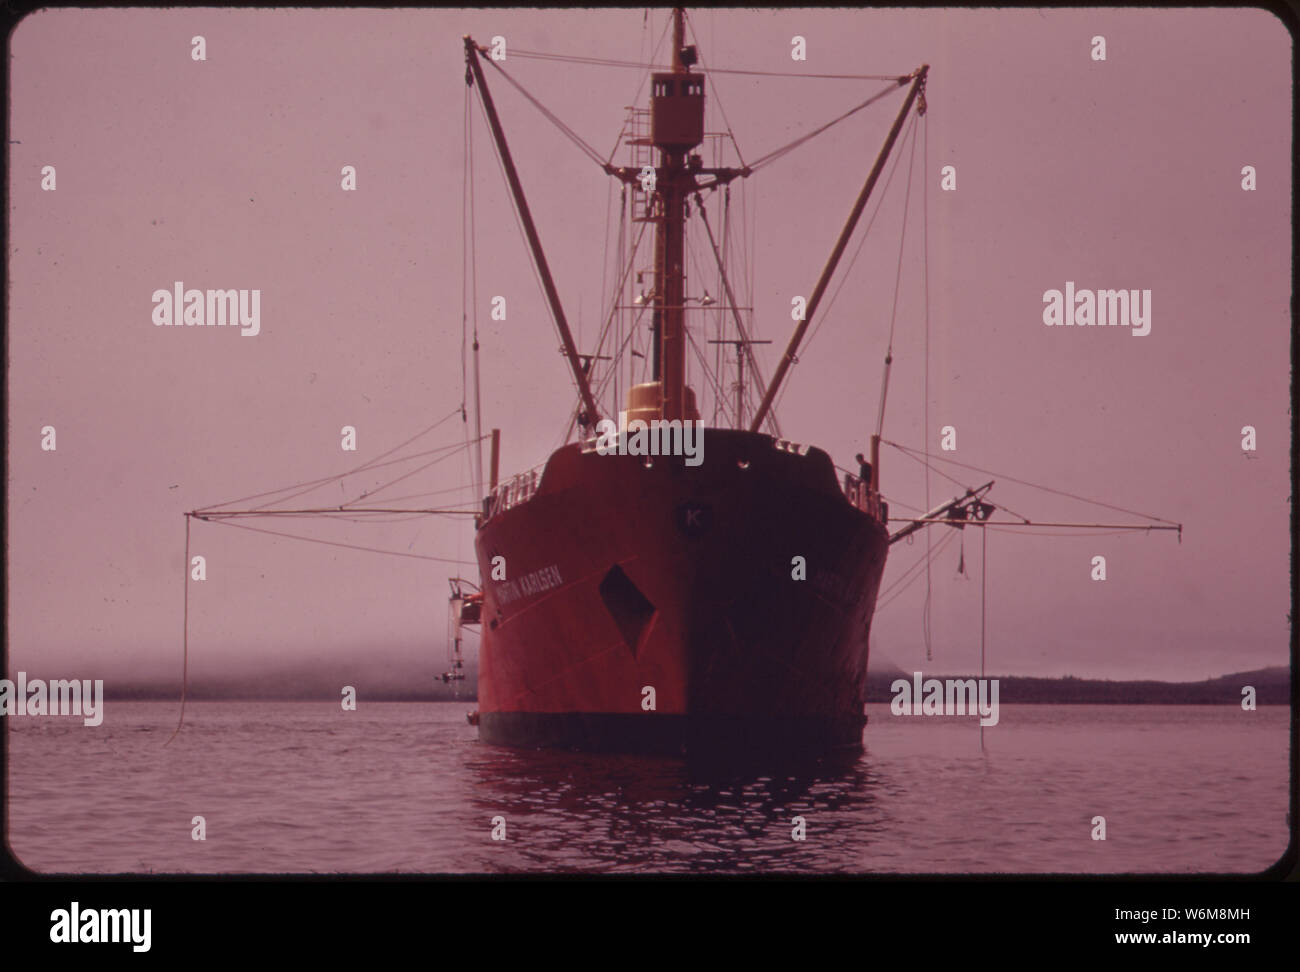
[875,527,960,612]
[556,217,651,446]
[591,297,651,404]
[682,11,747,170]
[984,526,1155,539]
[469,82,485,496]
[509,48,910,83]
[922,110,933,662]
[615,185,627,415]
[685,329,741,427]
[885,438,1034,525]
[599,174,614,382]
[196,408,464,513]
[483,56,608,171]
[462,82,470,457]
[795,110,916,354]
[746,81,906,174]
[580,220,651,395]
[359,482,486,506]
[707,67,909,82]
[163,515,191,747]
[877,525,958,601]
[980,524,987,751]
[218,439,481,513]
[693,193,780,436]
[471,89,589,415]
[769,110,917,423]
[194,516,479,565]
[604,12,674,165]
[873,109,920,443]
[560,291,654,447]
[250,432,472,512]
[712,185,727,425]
[340,435,490,507]
[882,440,1181,526]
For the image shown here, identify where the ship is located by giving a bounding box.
[450,9,949,757]
[160,10,1183,759]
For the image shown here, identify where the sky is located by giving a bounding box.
[6,7,1292,692]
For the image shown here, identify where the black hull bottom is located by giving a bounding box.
[479,711,867,758]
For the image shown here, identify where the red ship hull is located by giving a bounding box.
[473,429,889,757]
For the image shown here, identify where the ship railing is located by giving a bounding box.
[483,467,541,521]
[843,472,887,523]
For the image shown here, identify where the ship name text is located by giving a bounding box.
[494,564,564,606]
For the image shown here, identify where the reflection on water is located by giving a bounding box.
[462,745,885,872]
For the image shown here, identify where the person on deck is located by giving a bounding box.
[855,452,873,486]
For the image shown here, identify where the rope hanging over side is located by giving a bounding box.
[980,526,987,751]
[163,514,191,747]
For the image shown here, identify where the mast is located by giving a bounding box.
[464,35,602,428]
[649,7,702,421]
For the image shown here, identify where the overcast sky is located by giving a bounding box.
[7,7,1291,689]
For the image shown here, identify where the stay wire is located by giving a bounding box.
[484,56,607,171]
[747,81,905,173]
[196,408,464,513]
[509,47,907,83]
[922,111,933,662]
[768,110,916,422]
[340,435,490,507]
[472,90,588,413]
[882,440,1179,526]
[873,109,919,441]
[195,515,479,566]
[163,515,191,747]
[682,11,747,170]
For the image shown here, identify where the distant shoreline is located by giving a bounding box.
[58,665,1288,705]
[864,667,1289,705]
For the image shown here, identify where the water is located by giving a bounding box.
[5,702,1289,874]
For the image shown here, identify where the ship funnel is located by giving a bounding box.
[625,382,700,425]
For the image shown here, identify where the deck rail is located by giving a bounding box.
[483,468,540,521]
